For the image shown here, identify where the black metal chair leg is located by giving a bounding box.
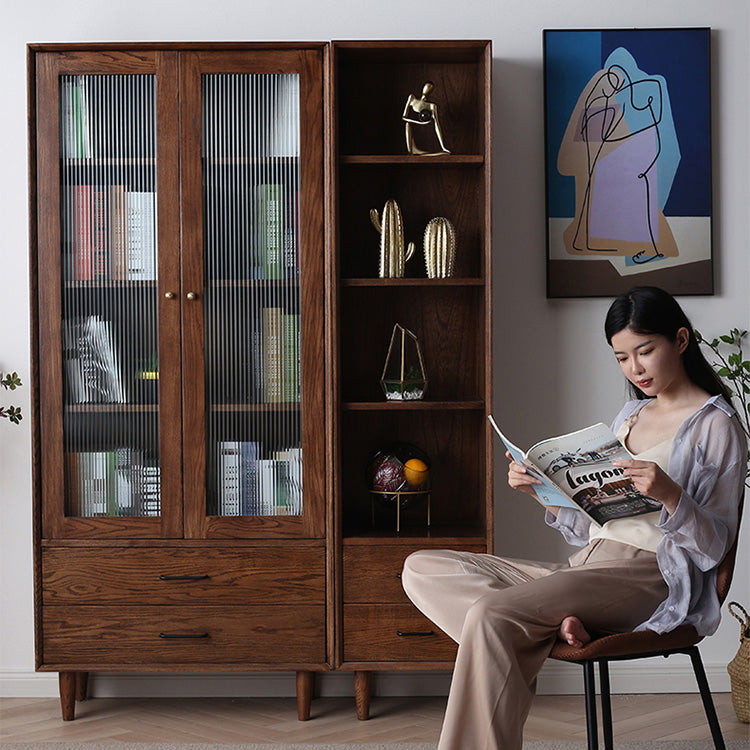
[583,660,599,750]
[597,660,613,750]
[688,646,726,750]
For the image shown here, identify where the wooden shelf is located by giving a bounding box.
[340,154,483,166]
[66,404,158,413]
[210,403,301,412]
[343,532,487,545]
[342,400,484,411]
[340,278,484,287]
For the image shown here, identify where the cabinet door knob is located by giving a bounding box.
[186,291,198,300]
[164,291,175,299]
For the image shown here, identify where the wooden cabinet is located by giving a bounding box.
[329,41,493,718]
[29,43,328,720]
[29,39,492,722]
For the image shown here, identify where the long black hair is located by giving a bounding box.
[604,286,731,401]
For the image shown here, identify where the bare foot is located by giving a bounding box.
[559,616,591,648]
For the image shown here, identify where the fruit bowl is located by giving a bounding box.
[366,442,431,508]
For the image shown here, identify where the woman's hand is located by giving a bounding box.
[506,452,560,516]
[506,451,541,496]
[613,459,682,515]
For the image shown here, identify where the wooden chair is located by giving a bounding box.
[549,510,743,750]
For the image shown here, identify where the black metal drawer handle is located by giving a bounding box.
[397,630,435,637]
[159,632,210,639]
[158,574,210,581]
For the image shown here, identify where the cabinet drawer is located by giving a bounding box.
[43,547,325,605]
[43,605,325,665]
[343,604,457,663]
[343,544,485,603]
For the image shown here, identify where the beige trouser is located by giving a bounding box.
[401,540,668,750]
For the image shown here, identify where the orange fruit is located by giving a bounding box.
[404,458,429,487]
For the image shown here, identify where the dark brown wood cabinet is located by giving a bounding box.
[29,43,328,721]
[29,39,491,722]
[329,40,493,718]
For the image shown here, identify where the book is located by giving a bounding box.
[71,185,93,280]
[282,312,300,403]
[63,315,126,404]
[218,441,241,516]
[109,185,127,280]
[256,184,283,279]
[239,441,261,515]
[126,191,157,280]
[488,415,662,526]
[263,307,284,403]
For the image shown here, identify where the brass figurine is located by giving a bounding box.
[370,199,415,278]
[423,217,456,278]
[402,81,451,156]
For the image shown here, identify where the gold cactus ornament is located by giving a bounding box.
[423,217,456,278]
[370,199,416,278]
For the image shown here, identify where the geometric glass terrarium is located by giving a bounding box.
[380,323,428,401]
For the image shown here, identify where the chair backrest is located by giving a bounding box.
[716,490,745,604]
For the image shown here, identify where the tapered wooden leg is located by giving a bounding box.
[296,670,314,721]
[75,672,89,702]
[354,670,371,720]
[59,672,76,721]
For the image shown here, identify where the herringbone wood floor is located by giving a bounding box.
[1,694,748,744]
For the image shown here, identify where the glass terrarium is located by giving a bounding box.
[380,324,427,401]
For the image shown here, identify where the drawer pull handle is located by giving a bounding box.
[397,630,435,637]
[159,632,209,639]
[395,573,402,579]
[159,574,210,581]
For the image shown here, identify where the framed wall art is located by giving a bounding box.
[544,28,713,298]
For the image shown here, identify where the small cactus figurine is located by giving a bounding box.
[370,199,415,278]
[423,217,456,278]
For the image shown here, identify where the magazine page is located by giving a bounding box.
[525,423,662,525]
[487,416,580,511]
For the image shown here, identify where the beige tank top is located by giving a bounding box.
[588,414,673,552]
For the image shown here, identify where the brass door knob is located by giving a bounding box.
[186,292,198,300]
[164,291,175,299]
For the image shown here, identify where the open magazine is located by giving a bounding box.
[488,415,662,526]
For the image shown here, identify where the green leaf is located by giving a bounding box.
[721,335,734,344]
[718,367,731,377]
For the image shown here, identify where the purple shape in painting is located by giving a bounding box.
[589,128,659,244]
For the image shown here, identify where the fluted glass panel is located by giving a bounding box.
[59,74,160,518]
[202,73,302,517]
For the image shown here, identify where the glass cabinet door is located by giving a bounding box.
[180,50,325,539]
[36,51,181,538]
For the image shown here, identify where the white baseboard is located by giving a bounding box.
[1,659,731,699]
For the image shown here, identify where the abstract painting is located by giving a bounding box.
[544,28,713,298]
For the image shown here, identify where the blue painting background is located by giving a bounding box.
[544,28,711,219]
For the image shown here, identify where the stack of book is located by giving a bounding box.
[217,441,302,516]
[260,307,300,404]
[66,448,160,518]
[66,185,156,282]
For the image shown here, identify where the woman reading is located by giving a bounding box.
[402,286,745,750]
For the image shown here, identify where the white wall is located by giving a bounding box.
[2,0,748,700]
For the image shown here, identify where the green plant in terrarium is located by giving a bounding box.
[1,371,23,425]
[695,327,750,486]
[380,324,427,401]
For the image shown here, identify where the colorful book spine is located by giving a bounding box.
[256,184,283,279]
[282,313,300,403]
[263,307,284,403]
[218,441,241,516]
[73,185,93,281]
